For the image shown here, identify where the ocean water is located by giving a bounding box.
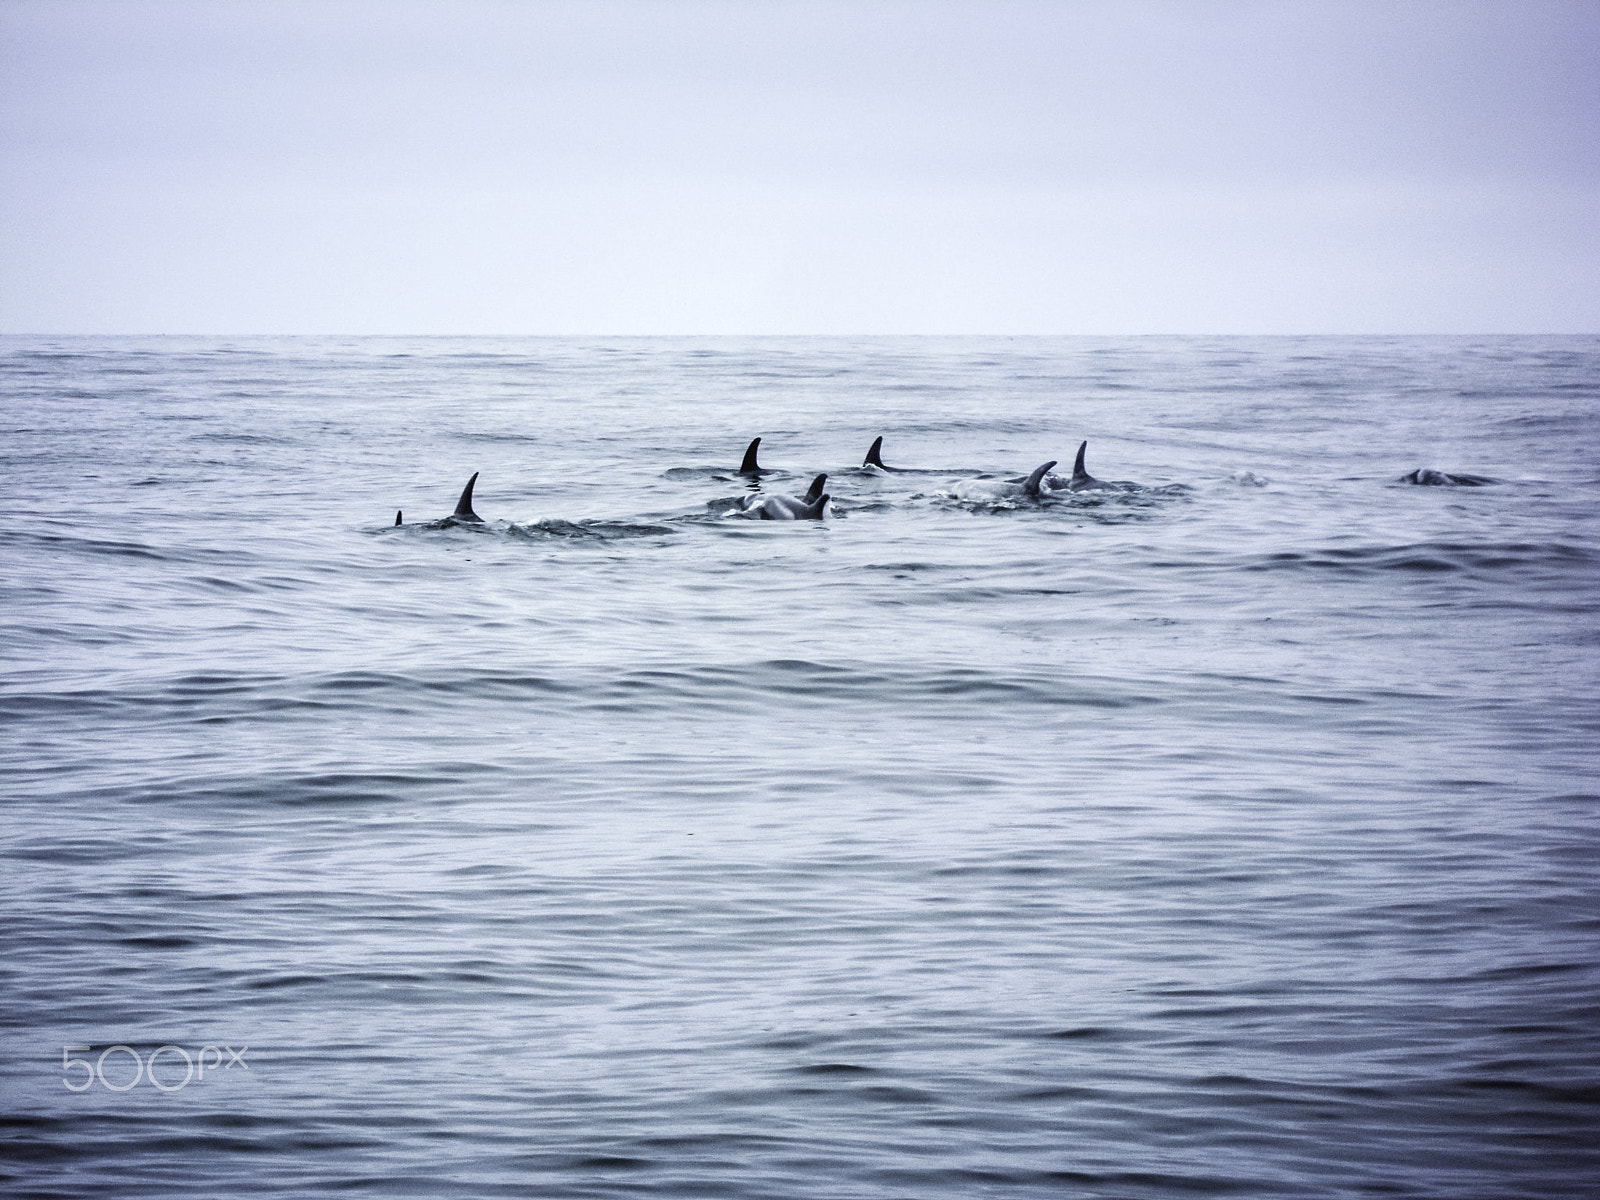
[2,334,1597,1199]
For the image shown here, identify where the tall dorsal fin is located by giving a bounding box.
[804,472,827,503]
[1071,441,1094,487]
[1024,460,1057,498]
[738,437,762,474]
[453,472,482,521]
[395,510,403,526]
[865,436,887,469]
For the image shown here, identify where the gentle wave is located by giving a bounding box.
[0,660,1171,725]
[4,335,1597,1200]
[1159,540,1596,584]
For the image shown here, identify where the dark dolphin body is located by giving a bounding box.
[1022,461,1057,499]
[863,436,965,475]
[1063,441,1111,491]
[737,437,773,477]
[1044,442,1154,494]
[864,436,907,472]
[395,473,485,528]
[1400,469,1497,486]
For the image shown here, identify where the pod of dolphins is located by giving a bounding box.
[393,437,1496,527]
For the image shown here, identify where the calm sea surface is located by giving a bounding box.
[2,335,1597,1198]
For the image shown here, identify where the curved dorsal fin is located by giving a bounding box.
[395,510,403,526]
[453,472,482,521]
[799,492,830,519]
[865,436,887,469]
[804,472,827,503]
[1024,460,1057,498]
[1071,441,1094,487]
[738,437,762,474]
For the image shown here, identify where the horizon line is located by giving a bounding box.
[4,330,1597,339]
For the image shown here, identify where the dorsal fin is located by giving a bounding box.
[1024,460,1057,498]
[865,436,887,469]
[453,472,482,521]
[804,472,827,503]
[395,510,403,526]
[1071,441,1094,487]
[738,437,762,474]
[799,492,830,519]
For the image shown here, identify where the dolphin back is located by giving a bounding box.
[1070,441,1095,489]
[1401,468,1496,486]
[797,492,830,519]
[453,472,483,522]
[1024,461,1058,498]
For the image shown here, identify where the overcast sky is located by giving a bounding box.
[2,0,1596,334]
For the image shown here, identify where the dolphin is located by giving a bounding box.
[1400,468,1496,486]
[732,473,830,520]
[754,490,830,520]
[395,473,485,528]
[737,437,773,477]
[863,437,964,474]
[952,461,1057,502]
[726,472,827,519]
[864,436,907,472]
[442,473,485,524]
[1042,441,1152,493]
[1061,441,1111,491]
[1020,460,1056,499]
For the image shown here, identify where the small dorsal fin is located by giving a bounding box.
[738,437,762,474]
[804,472,827,503]
[395,510,403,526]
[800,492,830,519]
[1071,441,1094,487]
[453,472,482,521]
[1024,460,1057,498]
[865,436,887,469]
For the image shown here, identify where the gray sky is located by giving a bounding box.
[2,0,1596,333]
